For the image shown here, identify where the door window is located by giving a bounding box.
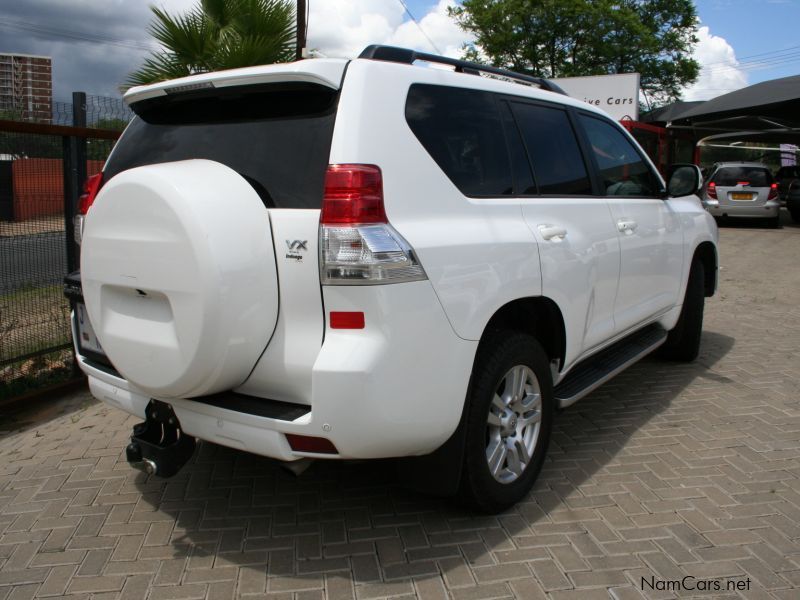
[579,115,661,197]
[510,102,593,196]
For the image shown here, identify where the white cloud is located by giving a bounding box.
[2,0,472,100]
[683,26,748,101]
[388,0,470,58]
[306,0,470,59]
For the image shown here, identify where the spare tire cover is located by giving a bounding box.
[81,159,278,398]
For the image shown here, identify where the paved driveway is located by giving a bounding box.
[2,213,800,600]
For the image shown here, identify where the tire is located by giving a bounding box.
[791,209,800,224]
[767,216,780,229]
[659,259,705,362]
[459,331,553,513]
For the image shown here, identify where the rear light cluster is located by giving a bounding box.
[319,164,426,284]
[706,181,717,200]
[74,173,104,245]
[768,182,779,200]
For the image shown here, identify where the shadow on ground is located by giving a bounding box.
[0,383,95,442]
[127,329,735,587]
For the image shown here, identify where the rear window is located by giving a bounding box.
[405,84,513,197]
[105,82,338,209]
[712,166,773,187]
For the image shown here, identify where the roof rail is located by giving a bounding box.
[358,45,567,96]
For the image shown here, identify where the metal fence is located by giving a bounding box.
[0,94,121,402]
[52,93,132,129]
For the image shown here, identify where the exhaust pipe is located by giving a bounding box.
[280,458,315,476]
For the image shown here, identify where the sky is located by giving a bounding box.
[1,0,799,103]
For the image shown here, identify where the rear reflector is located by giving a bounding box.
[285,434,338,454]
[330,311,365,329]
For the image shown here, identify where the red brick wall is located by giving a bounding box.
[12,159,104,221]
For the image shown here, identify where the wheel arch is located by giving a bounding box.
[479,297,567,372]
[693,241,718,297]
[398,296,566,497]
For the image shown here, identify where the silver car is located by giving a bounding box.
[701,162,781,227]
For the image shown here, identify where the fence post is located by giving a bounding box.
[63,91,87,272]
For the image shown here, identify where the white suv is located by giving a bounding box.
[66,46,718,513]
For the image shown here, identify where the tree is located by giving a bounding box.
[92,118,130,131]
[449,0,700,106]
[126,0,296,88]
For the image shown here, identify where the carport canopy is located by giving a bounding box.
[643,74,800,145]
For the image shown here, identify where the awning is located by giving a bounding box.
[648,75,800,145]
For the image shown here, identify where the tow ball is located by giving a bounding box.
[126,400,196,477]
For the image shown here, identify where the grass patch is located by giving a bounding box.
[0,349,75,402]
[1,284,71,360]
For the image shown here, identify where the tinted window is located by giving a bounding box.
[406,85,513,196]
[713,166,773,187]
[579,114,661,197]
[499,102,535,195]
[776,167,799,179]
[105,83,338,209]
[511,102,592,195]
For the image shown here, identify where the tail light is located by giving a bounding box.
[319,164,426,284]
[706,181,717,200]
[768,182,779,200]
[74,173,104,246]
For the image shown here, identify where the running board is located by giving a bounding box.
[554,325,668,409]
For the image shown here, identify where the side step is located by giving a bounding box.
[554,324,668,409]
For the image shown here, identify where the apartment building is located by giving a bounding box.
[0,53,52,122]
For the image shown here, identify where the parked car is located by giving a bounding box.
[701,162,781,227]
[775,165,800,203]
[787,182,800,223]
[64,46,718,513]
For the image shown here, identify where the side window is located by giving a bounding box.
[499,101,535,195]
[578,114,661,197]
[510,102,593,195]
[405,84,513,196]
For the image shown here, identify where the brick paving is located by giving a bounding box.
[2,213,800,600]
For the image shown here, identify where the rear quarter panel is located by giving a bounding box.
[329,60,543,342]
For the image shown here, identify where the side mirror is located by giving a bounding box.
[667,164,703,197]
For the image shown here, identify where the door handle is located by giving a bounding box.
[538,224,568,241]
[617,219,638,234]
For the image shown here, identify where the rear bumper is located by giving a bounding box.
[702,200,780,218]
[73,280,477,462]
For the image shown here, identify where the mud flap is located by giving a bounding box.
[395,400,468,497]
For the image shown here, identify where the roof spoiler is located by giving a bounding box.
[358,45,567,96]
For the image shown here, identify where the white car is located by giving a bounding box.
[66,46,718,513]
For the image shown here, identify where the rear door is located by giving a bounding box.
[509,100,621,366]
[97,81,341,402]
[576,113,683,333]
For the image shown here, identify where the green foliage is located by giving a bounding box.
[91,118,129,131]
[126,0,296,88]
[449,0,700,106]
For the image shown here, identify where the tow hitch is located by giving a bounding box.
[126,400,196,477]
